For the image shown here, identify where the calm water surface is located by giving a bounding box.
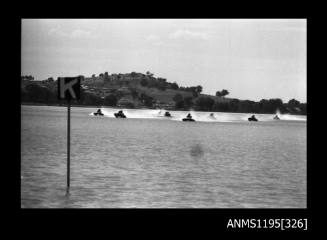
[21,105,306,208]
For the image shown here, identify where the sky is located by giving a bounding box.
[21,19,306,102]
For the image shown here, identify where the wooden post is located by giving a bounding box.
[67,99,71,193]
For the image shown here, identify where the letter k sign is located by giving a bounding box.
[58,77,81,100]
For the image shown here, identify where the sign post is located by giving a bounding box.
[58,77,81,194]
[67,99,71,190]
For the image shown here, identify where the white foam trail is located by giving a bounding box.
[274,109,306,121]
[278,114,307,121]
[100,108,116,117]
[89,107,306,122]
[276,109,281,116]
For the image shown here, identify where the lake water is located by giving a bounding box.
[21,105,306,208]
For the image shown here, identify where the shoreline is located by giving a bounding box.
[21,102,307,116]
[21,102,143,109]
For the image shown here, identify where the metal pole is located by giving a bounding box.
[67,99,71,193]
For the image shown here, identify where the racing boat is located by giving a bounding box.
[164,111,171,117]
[93,109,104,116]
[182,113,195,122]
[114,110,126,118]
[208,113,216,119]
[248,115,258,121]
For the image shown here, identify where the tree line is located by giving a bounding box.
[172,94,306,115]
[21,83,104,106]
[21,82,155,108]
[21,81,306,115]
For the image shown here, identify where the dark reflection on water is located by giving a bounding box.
[21,106,306,208]
[190,143,204,159]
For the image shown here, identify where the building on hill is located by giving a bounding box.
[110,74,118,81]
[103,72,110,82]
[153,101,175,110]
[120,72,144,81]
[119,86,131,94]
[81,84,89,90]
[21,76,34,81]
[102,87,116,96]
[83,71,157,84]
[82,77,93,83]
[117,95,135,108]
[42,77,54,83]
[130,72,144,78]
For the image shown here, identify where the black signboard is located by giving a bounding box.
[58,76,81,100]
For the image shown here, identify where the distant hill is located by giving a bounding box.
[21,72,306,115]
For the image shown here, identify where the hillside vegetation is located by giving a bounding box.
[21,72,306,115]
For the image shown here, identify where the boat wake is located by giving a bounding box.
[89,108,306,122]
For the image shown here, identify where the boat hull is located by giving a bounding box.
[114,113,126,118]
[182,118,195,122]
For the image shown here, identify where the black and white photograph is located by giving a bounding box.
[21,19,307,209]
